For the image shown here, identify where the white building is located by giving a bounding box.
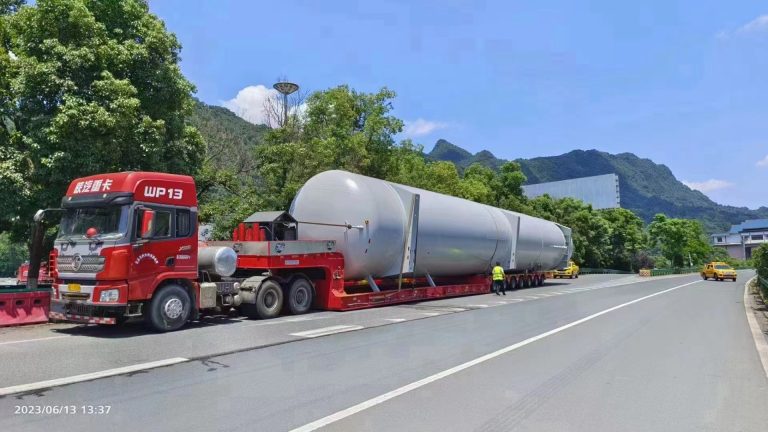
[711,219,768,260]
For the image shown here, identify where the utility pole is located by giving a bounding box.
[273,81,299,127]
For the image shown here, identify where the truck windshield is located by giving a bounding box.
[57,206,129,241]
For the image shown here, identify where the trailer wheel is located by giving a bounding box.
[537,275,544,286]
[254,280,283,319]
[146,284,191,332]
[286,278,314,315]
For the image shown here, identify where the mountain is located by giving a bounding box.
[190,99,270,149]
[427,140,768,232]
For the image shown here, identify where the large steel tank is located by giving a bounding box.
[289,170,571,280]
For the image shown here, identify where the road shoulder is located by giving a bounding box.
[744,276,768,379]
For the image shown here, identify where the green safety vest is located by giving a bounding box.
[492,266,505,281]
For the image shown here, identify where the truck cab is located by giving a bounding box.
[50,172,199,326]
[701,262,737,282]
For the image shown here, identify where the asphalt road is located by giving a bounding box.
[2,272,767,431]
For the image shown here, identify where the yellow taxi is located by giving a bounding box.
[700,262,737,282]
[554,261,580,279]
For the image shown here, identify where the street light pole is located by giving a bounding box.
[273,81,299,127]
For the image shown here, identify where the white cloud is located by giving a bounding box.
[222,85,278,126]
[717,14,768,38]
[757,155,768,167]
[738,14,768,33]
[682,179,734,193]
[403,118,449,137]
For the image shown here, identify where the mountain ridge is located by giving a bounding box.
[427,140,768,232]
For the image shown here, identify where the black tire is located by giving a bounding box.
[732,278,737,282]
[146,284,191,332]
[575,273,579,279]
[286,278,314,315]
[524,277,531,288]
[251,280,283,319]
[510,278,517,290]
[701,273,707,280]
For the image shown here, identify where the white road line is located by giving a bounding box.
[241,315,330,328]
[744,277,768,379]
[289,279,701,432]
[506,299,524,303]
[420,312,441,316]
[290,325,364,338]
[466,304,489,308]
[0,357,188,397]
[0,335,70,346]
[385,318,407,323]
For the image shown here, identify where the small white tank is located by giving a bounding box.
[290,170,571,280]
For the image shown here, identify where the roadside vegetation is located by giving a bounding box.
[753,244,768,299]
[0,0,747,275]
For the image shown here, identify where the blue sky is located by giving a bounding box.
[149,0,768,209]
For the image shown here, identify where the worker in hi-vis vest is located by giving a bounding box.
[492,262,506,295]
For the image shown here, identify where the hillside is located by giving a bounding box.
[188,99,270,172]
[427,140,768,232]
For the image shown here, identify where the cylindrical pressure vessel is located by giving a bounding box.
[198,246,237,277]
[289,170,571,280]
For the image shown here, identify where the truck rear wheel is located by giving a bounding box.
[146,284,191,332]
[286,278,313,315]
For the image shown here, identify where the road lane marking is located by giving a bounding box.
[420,312,441,316]
[0,357,188,397]
[241,315,331,328]
[289,279,701,432]
[0,335,70,346]
[385,318,407,322]
[466,304,489,308]
[290,325,364,338]
[744,277,768,379]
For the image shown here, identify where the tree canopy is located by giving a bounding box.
[0,0,203,241]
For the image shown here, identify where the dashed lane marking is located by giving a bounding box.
[290,325,364,338]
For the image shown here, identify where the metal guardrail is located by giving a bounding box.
[579,268,634,275]
[758,276,768,301]
[639,267,700,277]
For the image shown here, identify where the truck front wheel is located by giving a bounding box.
[147,284,191,332]
[286,278,313,315]
[245,280,283,319]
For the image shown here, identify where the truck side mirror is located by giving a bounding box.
[140,209,155,239]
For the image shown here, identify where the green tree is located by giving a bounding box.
[752,244,768,280]
[529,195,611,268]
[0,232,27,276]
[648,214,710,267]
[601,208,647,270]
[0,0,203,241]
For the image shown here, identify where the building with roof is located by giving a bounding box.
[711,219,768,259]
[522,173,621,210]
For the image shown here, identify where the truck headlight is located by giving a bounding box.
[99,289,119,303]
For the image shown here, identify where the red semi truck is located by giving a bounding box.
[42,171,563,332]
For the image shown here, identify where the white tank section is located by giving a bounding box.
[289,170,571,280]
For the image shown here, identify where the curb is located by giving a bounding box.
[744,276,768,380]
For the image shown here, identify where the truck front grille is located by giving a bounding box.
[57,255,105,273]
